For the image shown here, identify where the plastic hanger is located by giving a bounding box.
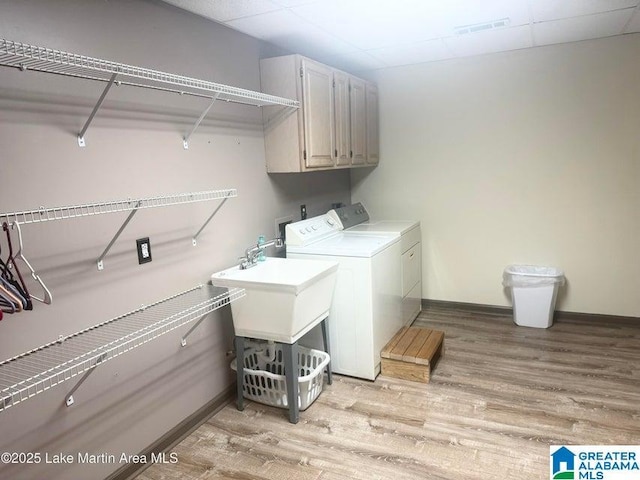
[2,222,32,309]
[3,222,51,305]
[0,284,22,312]
[0,294,16,313]
[0,276,27,309]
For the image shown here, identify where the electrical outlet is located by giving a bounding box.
[136,237,152,265]
[300,204,307,220]
[275,215,294,243]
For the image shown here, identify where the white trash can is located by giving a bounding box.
[503,265,565,328]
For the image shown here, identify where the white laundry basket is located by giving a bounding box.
[503,265,565,328]
[231,345,330,411]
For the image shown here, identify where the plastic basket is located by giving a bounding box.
[230,345,330,411]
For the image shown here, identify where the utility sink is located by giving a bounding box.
[211,257,338,343]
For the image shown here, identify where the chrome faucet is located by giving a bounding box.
[239,237,284,269]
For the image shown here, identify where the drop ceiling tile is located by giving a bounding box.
[162,0,282,22]
[625,9,640,32]
[226,9,360,57]
[291,0,531,50]
[444,24,532,58]
[291,0,428,50]
[530,0,638,22]
[270,0,318,6]
[321,50,388,72]
[439,0,531,31]
[367,39,453,67]
[533,9,633,45]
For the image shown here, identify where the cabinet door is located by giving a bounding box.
[349,77,367,165]
[334,71,351,166]
[365,83,379,165]
[302,59,335,168]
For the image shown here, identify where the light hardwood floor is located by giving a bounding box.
[137,306,640,480]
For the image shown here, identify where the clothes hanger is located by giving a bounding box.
[2,222,33,309]
[0,284,21,313]
[0,292,16,313]
[6,222,52,305]
[0,241,26,309]
[0,236,16,314]
[0,276,27,310]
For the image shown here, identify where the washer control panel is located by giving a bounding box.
[327,202,370,230]
[285,214,341,246]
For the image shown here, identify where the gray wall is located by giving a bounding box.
[352,34,640,317]
[0,1,349,479]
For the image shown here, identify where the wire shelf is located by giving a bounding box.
[0,38,299,108]
[0,284,245,412]
[0,189,237,226]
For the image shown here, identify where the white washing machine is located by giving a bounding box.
[286,214,402,380]
[328,203,422,325]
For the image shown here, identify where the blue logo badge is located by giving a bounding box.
[551,446,576,479]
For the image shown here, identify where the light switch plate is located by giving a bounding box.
[136,237,152,265]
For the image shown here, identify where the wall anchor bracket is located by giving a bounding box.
[180,313,212,347]
[183,93,220,149]
[192,195,231,246]
[78,72,119,147]
[64,352,107,407]
[97,200,141,271]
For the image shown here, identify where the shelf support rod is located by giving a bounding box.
[78,72,119,147]
[192,196,229,246]
[97,200,141,270]
[65,352,107,407]
[180,313,211,347]
[183,93,220,150]
[263,105,297,133]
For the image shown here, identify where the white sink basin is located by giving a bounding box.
[211,257,338,343]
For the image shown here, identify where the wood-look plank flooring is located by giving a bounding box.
[136,306,640,480]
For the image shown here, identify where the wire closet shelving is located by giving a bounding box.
[0,188,237,309]
[0,284,245,412]
[0,38,299,147]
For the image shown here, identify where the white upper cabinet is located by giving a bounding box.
[334,70,351,167]
[260,54,379,173]
[349,76,367,166]
[302,59,336,168]
[366,83,379,165]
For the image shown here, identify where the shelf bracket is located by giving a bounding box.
[183,93,220,150]
[78,72,119,147]
[263,105,297,134]
[97,200,141,270]
[65,352,108,407]
[180,313,212,347]
[192,196,230,246]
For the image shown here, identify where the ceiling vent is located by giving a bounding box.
[454,18,510,35]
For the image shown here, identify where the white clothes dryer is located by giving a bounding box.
[286,214,402,380]
[327,203,422,325]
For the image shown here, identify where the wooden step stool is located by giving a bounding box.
[381,327,444,383]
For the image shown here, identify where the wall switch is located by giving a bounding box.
[136,237,152,265]
[300,204,307,220]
